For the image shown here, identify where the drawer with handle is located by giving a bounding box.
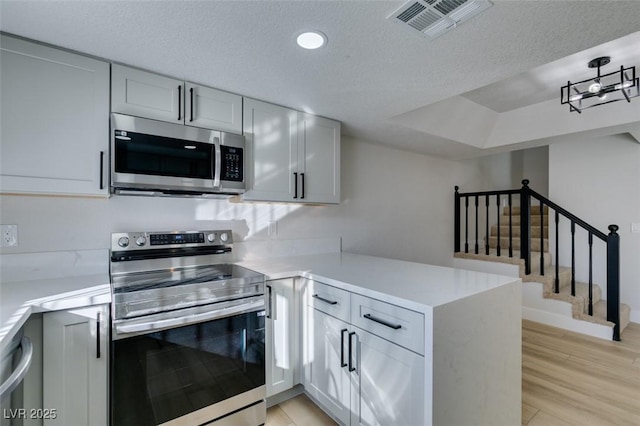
[350,293,424,355]
[307,280,350,323]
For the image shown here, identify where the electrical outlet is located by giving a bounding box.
[1,224,18,247]
[268,221,278,237]
[631,223,640,234]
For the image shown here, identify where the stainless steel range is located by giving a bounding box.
[109,230,266,426]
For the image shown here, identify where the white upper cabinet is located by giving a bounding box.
[185,83,243,133]
[243,98,299,202]
[243,99,340,204]
[112,65,242,134]
[298,113,340,204]
[0,35,110,196]
[111,64,183,124]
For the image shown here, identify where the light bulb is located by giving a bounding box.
[569,94,583,102]
[597,93,607,100]
[588,81,602,93]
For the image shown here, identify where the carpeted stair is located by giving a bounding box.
[455,205,631,335]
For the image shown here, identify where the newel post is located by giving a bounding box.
[454,186,461,253]
[520,179,531,275]
[607,224,621,341]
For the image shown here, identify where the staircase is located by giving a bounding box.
[453,180,631,341]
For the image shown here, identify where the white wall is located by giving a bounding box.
[549,134,640,322]
[0,136,503,267]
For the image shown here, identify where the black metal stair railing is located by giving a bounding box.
[454,179,621,341]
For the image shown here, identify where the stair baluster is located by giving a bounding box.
[475,195,479,255]
[508,193,513,258]
[571,221,576,297]
[555,211,560,294]
[465,196,469,253]
[496,194,501,257]
[485,195,490,255]
[539,199,545,277]
[588,232,593,316]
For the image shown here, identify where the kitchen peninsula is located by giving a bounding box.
[1,251,521,426]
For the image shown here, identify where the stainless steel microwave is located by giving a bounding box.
[110,113,245,197]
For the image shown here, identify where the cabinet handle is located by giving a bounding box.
[301,173,305,199]
[266,284,273,319]
[189,87,194,122]
[293,172,298,199]
[312,294,337,305]
[363,313,402,330]
[340,328,348,368]
[99,151,105,190]
[178,85,182,121]
[96,312,101,359]
[348,331,356,372]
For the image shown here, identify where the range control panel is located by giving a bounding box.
[111,230,232,251]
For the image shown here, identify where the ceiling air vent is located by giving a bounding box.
[387,0,493,40]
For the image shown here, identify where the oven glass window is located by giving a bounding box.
[114,130,214,179]
[112,310,265,425]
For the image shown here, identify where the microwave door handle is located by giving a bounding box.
[214,137,221,188]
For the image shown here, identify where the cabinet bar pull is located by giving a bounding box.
[293,172,298,199]
[363,313,402,330]
[189,87,194,122]
[312,294,337,305]
[96,312,101,359]
[348,332,356,372]
[301,173,305,199]
[266,284,273,319]
[340,328,348,368]
[99,151,105,190]
[177,85,182,121]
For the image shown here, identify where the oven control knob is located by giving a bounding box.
[207,233,216,243]
[135,236,147,247]
[220,232,229,242]
[117,236,129,248]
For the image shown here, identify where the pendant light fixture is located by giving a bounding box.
[561,56,639,113]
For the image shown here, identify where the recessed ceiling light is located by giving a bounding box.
[296,31,327,50]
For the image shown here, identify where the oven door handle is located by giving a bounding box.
[114,296,265,336]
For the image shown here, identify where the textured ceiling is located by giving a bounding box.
[2,1,640,158]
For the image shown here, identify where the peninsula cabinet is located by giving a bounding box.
[243,98,340,204]
[0,35,110,196]
[111,64,243,134]
[302,279,424,425]
[43,304,109,426]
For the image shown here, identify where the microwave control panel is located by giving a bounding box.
[221,146,243,182]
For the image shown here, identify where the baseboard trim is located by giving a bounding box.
[523,306,613,340]
[265,385,304,408]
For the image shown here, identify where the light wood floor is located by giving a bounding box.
[267,320,640,426]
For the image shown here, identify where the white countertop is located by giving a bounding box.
[0,274,110,351]
[1,252,519,351]
[240,252,519,313]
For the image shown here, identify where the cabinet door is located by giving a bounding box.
[185,83,242,133]
[242,98,298,202]
[298,113,340,204]
[350,328,425,426]
[43,305,109,426]
[111,64,183,124]
[0,35,109,196]
[304,308,351,425]
[266,279,295,397]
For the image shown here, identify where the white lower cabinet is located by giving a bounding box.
[43,304,109,426]
[304,308,352,425]
[265,279,296,397]
[302,279,425,425]
[350,328,424,426]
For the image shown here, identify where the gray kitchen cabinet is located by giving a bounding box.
[112,64,242,134]
[243,98,340,204]
[43,304,109,426]
[265,279,296,398]
[0,35,110,196]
